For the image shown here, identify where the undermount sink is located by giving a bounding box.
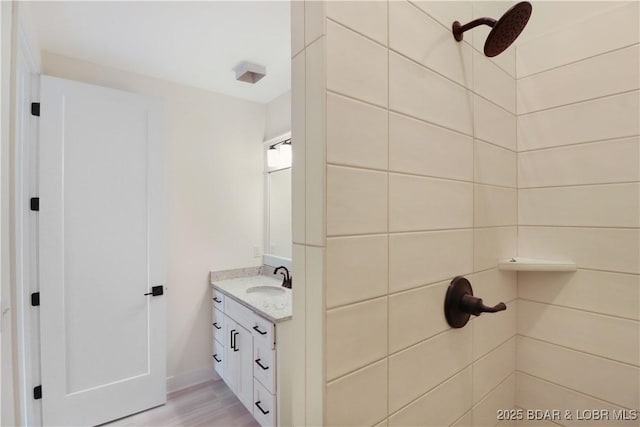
[246,285,286,296]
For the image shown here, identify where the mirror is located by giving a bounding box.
[267,168,292,259]
[264,132,292,266]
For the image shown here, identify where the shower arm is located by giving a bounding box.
[452,17,497,41]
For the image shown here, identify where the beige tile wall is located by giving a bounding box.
[293,2,639,426]
[298,1,519,425]
[515,2,640,424]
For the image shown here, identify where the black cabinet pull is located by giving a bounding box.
[255,359,269,370]
[233,331,239,352]
[213,354,221,363]
[213,322,221,330]
[213,297,222,303]
[253,325,267,335]
[255,401,270,415]
[230,329,236,349]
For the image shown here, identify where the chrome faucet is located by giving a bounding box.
[274,266,292,289]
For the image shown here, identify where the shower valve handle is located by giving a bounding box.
[444,276,508,328]
[460,294,506,316]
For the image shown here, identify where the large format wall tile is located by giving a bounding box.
[326,297,388,380]
[518,137,640,188]
[474,185,517,227]
[475,140,516,188]
[474,95,516,150]
[326,235,388,308]
[516,372,638,427]
[518,300,639,366]
[327,20,388,107]
[518,226,640,274]
[327,92,388,170]
[389,328,472,413]
[389,367,472,427]
[518,45,640,114]
[471,374,516,427]
[473,50,516,113]
[389,281,449,353]
[472,338,516,404]
[390,173,473,231]
[326,0,387,44]
[518,269,640,320]
[474,226,517,271]
[517,336,640,409]
[389,112,473,181]
[326,359,388,426]
[389,0,472,88]
[516,2,640,77]
[517,91,640,151]
[389,229,473,293]
[389,52,473,135]
[327,165,388,236]
[519,183,640,228]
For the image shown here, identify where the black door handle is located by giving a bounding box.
[255,401,270,415]
[144,286,164,296]
[213,322,221,330]
[233,331,239,352]
[213,354,221,363]
[253,325,267,335]
[213,297,222,303]
[255,359,269,370]
[230,329,236,350]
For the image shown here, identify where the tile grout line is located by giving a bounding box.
[515,370,638,411]
[517,335,640,369]
[518,88,640,116]
[518,134,640,154]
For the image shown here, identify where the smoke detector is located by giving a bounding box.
[234,61,266,84]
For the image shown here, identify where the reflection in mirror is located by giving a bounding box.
[267,167,291,260]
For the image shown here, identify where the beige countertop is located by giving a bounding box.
[211,275,292,323]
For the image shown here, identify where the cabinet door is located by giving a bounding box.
[235,324,254,414]
[223,316,238,392]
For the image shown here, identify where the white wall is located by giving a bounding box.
[41,52,267,387]
[265,89,291,141]
[516,3,639,421]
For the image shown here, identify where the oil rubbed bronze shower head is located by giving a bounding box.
[452,1,532,57]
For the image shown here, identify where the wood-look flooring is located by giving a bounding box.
[105,380,259,427]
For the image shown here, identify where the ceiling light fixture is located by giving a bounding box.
[234,61,266,84]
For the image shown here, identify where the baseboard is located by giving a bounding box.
[166,366,215,393]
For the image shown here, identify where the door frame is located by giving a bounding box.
[11,7,42,426]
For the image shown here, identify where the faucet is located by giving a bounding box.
[274,266,292,289]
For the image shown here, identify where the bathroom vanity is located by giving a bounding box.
[210,274,292,427]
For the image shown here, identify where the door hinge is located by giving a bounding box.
[33,385,42,399]
[30,197,39,211]
[31,102,40,117]
[31,292,40,307]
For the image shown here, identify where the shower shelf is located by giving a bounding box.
[498,257,577,272]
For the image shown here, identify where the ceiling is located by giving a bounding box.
[25,1,291,104]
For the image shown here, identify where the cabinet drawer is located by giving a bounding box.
[253,378,276,427]
[212,289,225,311]
[251,313,275,349]
[213,339,224,379]
[225,297,254,330]
[212,308,225,345]
[253,342,276,393]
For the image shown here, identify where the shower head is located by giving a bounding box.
[452,1,532,57]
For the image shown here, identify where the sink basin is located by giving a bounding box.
[246,285,286,296]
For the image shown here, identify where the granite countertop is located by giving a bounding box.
[211,275,292,323]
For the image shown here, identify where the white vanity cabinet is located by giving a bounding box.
[211,283,291,427]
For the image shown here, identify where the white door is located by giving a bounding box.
[38,75,166,426]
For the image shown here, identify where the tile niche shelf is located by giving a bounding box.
[498,257,577,272]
